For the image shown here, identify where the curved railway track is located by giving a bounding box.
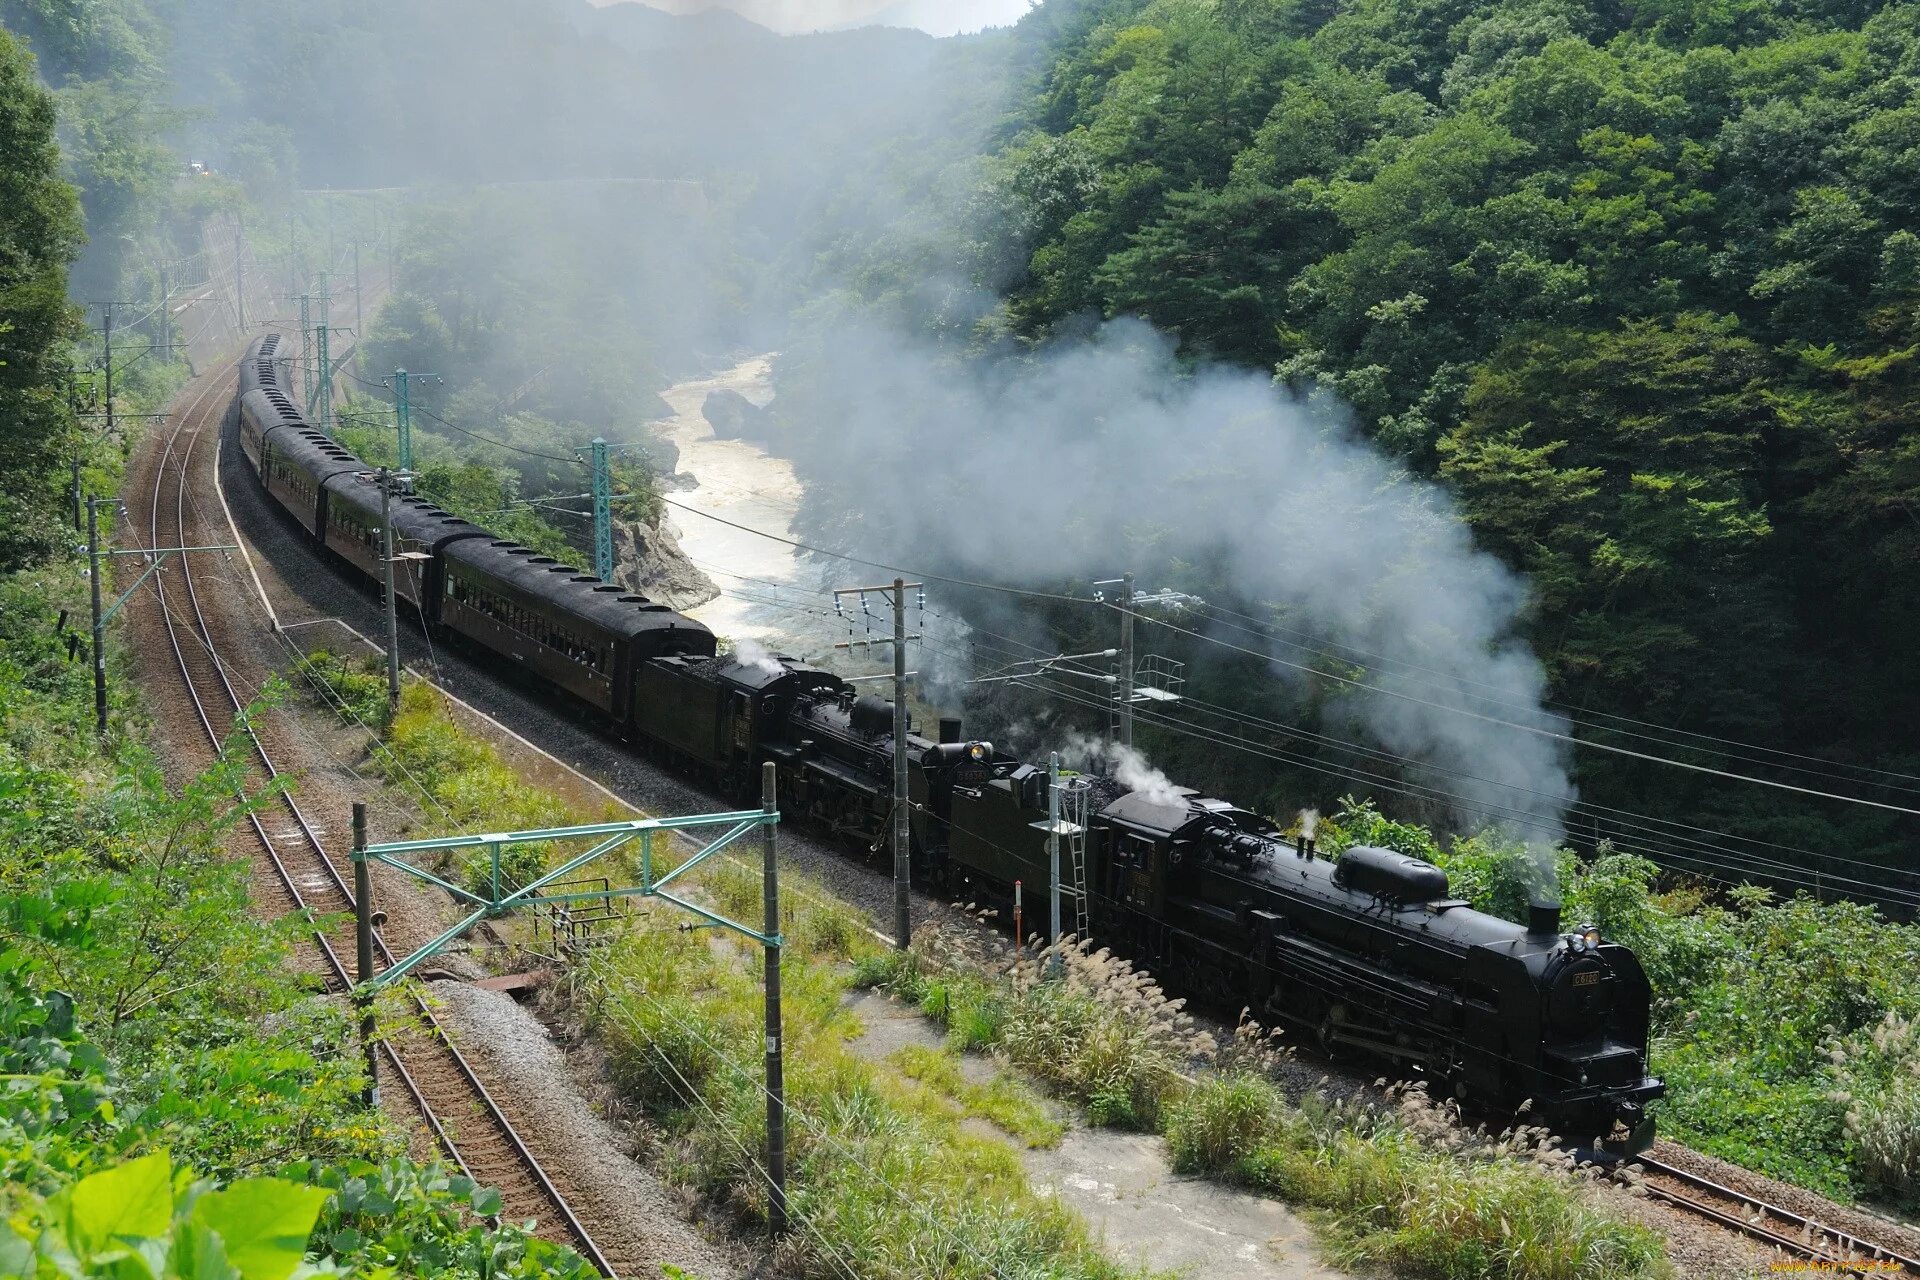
[1635,1154,1920,1277]
[130,349,618,1277]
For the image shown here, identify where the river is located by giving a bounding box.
[653,354,850,665]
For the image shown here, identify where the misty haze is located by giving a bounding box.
[9,0,1920,1272]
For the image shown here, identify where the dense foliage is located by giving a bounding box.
[951,0,1920,855]
[0,25,81,570]
[1324,798,1920,1201]
[0,569,593,1274]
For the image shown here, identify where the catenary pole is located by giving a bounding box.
[1048,750,1061,950]
[761,762,789,1237]
[393,370,413,476]
[352,802,379,1107]
[892,578,911,949]
[296,292,311,409]
[379,468,401,712]
[155,259,169,363]
[88,496,107,738]
[233,211,246,331]
[1119,570,1135,749]
[315,321,332,435]
[102,305,115,444]
[591,436,612,582]
[383,370,439,484]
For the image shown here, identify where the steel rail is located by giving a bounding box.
[147,367,468,1167]
[1636,1154,1920,1276]
[140,353,617,1276]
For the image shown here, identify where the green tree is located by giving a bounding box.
[0,26,82,570]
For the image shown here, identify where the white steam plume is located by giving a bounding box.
[785,317,1577,870]
[731,636,786,677]
[1059,733,1189,809]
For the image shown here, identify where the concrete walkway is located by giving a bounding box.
[842,989,1348,1280]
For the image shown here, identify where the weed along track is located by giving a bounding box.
[126,349,621,1277]
[1633,1154,1920,1277]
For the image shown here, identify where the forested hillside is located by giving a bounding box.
[776,0,1920,866]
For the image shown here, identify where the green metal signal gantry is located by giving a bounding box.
[577,435,614,583]
[353,804,783,988]
[349,765,791,1236]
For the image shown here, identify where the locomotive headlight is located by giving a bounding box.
[1579,924,1602,950]
[967,742,988,761]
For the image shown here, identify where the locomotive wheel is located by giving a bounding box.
[1317,1005,1348,1060]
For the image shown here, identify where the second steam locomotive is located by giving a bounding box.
[236,334,1662,1153]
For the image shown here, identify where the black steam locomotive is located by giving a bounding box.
[235,335,1662,1153]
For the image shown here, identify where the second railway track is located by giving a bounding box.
[1634,1154,1920,1276]
[126,348,620,1276]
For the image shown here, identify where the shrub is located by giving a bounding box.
[1836,1012,1920,1199]
[1163,1075,1282,1173]
[991,940,1211,1130]
[1163,1076,1669,1280]
[295,649,392,732]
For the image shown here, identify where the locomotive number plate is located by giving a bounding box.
[1573,971,1601,987]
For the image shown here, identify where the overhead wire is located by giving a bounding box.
[683,571,1912,901]
[670,551,1920,903]
[318,378,1920,824]
[592,987,867,1280]
[687,566,1920,898]
[1189,600,1920,795]
[615,984,1022,1279]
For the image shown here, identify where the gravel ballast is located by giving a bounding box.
[431,982,749,1280]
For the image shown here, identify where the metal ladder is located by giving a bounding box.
[1061,777,1092,941]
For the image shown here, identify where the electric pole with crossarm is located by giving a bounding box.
[835,579,924,948]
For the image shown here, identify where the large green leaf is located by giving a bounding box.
[65,1150,174,1257]
[191,1180,333,1280]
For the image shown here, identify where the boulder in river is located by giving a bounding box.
[614,514,719,612]
[702,388,769,442]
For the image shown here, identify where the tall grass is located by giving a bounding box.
[1169,1076,1668,1279]
[859,940,1671,1280]
[862,938,1210,1130]
[889,1044,1064,1149]
[580,918,1150,1280]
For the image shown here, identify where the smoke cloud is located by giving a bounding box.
[730,636,788,677]
[1060,733,1190,809]
[778,317,1578,854]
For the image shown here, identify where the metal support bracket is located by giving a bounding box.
[101,545,237,624]
[357,807,783,988]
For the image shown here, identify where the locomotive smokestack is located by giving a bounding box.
[1527,901,1562,938]
[938,716,963,745]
